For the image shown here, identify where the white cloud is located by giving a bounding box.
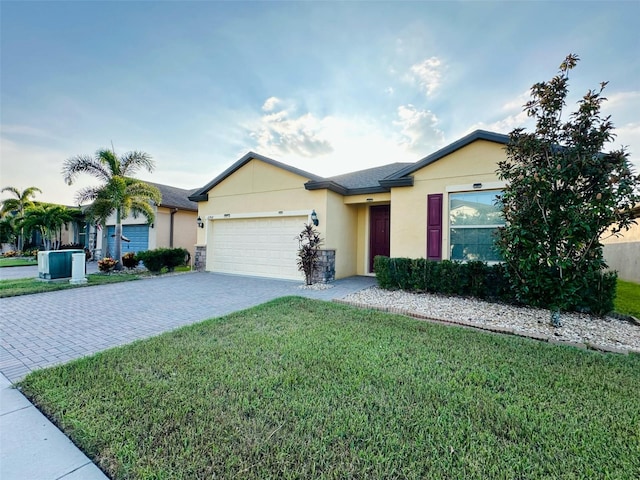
[611,122,640,171]
[262,96,281,112]
[501,91,531,112]
[408,57,443,96]
[249,99,333,158]
[469,111,531,136]
[604,91,640,108]
[393,105,444,153]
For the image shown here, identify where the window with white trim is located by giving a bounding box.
[449,190,504,262]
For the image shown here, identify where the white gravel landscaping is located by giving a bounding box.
[341,287,640,354]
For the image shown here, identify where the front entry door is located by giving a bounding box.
[369,205,390,272]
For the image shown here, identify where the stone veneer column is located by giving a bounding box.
[194,245,207,272]
[312,249,336,284]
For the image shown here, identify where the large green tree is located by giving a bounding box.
[1,186,42,251]
[62,149,161,270]
[21,203,73,250]
[496,54,640,322]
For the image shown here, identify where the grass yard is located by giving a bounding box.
[0,273,140,297]
[0,257,37,267]
[19,297,640,479]
[615,279,640,318]
[0,265,191,297]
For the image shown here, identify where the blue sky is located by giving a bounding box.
[2,0,639,205]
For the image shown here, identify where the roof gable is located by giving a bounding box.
[382,130,509,184]
[189,152,324,202]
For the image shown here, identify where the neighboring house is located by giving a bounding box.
[601,205,640,283]
[189,130,510,281]
[94,182,199,261]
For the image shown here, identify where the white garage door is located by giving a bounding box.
[210,216,307,280]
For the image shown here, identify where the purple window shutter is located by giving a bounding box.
[427,194,443,260]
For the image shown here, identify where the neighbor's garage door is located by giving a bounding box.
[210,216,306,280]
[106,225,149,257]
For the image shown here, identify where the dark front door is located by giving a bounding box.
[369,205,390,272]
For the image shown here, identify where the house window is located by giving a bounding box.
[449,190,504,262]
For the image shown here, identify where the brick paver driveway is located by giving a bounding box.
[0,272,376,382]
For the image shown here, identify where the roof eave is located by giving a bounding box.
[188,193,209,202]
[304,180,348,195]
[378,177,414,188]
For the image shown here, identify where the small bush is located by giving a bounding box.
[136,248,189,273]
[122,252,140,270]
[2,250,19,258]
[98,257,117,272]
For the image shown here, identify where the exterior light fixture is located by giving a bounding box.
[196,216,204,229]
[473,183,483,189]
[311,210,319,226]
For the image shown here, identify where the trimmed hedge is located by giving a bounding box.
[136,248,189,273]
[373,256,616,315]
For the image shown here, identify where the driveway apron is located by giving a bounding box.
[0,272,376,383]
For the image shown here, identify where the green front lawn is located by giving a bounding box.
[0,265,191,297]
[0,257,37,267]
[19,297,640,479]
[0,273,140,297]
[615,279,640,318]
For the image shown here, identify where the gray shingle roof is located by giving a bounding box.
[144,181,198,211]
[326,163,413,190]
[190,130,510,201]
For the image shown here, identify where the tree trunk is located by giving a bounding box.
[114,209,123,271]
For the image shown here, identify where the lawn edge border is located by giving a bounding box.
[333,299,639,355]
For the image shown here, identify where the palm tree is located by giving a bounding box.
[62,149,161,270]
[21,204,73,250]
[1,186,42,251]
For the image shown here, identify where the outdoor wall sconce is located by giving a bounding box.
[196,216,204,229]
[473,183,483,189]
[311,210,319,227]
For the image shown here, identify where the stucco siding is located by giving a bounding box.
[208,159,312,197]
[324,191,358,278]
[390,140,506,259]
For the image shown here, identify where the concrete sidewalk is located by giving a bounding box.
[0,272,376,479]
[1,373,108,479]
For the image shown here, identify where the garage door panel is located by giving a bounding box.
[106,225,149,257]
[210,216,305,280]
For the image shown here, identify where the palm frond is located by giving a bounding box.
[120,151,155,176]
[96,149,121,176]
[129,199,156,223]
[62,154,112,185]
[74,186,102,206]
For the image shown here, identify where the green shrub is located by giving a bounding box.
[438,260,465,295]
[122,252,140,270]
[374,256,615,315]
[136,248,189,273]
[373,256,392,288]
